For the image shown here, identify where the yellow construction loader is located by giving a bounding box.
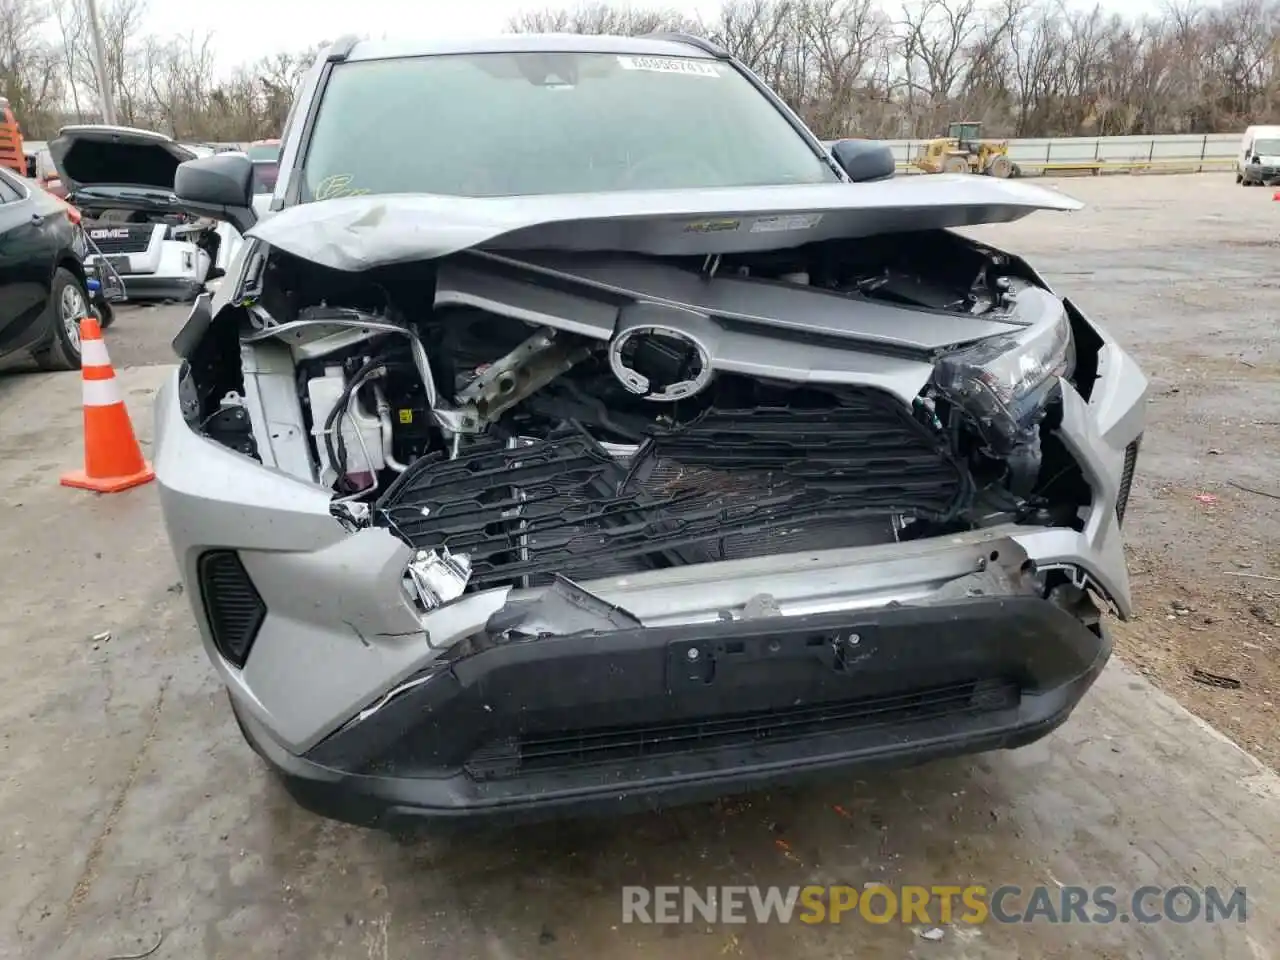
[913,122,1015,178]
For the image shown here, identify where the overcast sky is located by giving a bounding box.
[145,0,1165,73]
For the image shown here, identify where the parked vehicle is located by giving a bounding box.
[1236,125,1280,186]
[154,32,1148,830]
[0,166,100,370]
[31,147,69,199]
[48,125,242,301]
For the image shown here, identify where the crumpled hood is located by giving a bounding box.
[49,124,195,195]
[247,176,1082,272]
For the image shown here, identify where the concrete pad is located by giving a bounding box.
[0,361,1277,960]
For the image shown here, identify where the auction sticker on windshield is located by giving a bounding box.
[617,56,720,77]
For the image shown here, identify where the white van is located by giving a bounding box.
[1238,126,1280,185]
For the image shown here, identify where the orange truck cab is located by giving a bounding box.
[0,98,26,177]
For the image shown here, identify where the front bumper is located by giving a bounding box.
[108,275,205,302]
[87,241,210,301]
[236,601,1109,828]
[153,300,1146,825]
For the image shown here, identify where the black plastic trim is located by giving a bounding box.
[642,32,732,59]
[198,550,266,668]
[1117,435,1141,525]
[230,598,1111,828]
[113,275,205,302]
[326,34,360,62]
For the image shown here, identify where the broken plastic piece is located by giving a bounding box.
[405,548,472,611]
[485,575,642,641]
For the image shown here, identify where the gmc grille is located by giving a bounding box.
[85,224,153,255]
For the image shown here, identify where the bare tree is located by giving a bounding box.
[63,0,148,125]
[1004,0,1060,134]
[0,0,65,133]
[900,0,982,103]
[8,0,1280,142]
[800,0,890,135]
[510,2,697,34]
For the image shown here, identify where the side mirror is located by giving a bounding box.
[174,154,257,235]
[829,138,896,183]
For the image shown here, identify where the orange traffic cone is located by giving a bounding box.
[60,317,155,493]
[1273,189,1280,201]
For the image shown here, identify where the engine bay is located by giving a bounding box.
[184,228,1096,599]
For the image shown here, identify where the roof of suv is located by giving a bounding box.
[343,33,720,62]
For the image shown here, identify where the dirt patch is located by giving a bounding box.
[1116,543,1280,767]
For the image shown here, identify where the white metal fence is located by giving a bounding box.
[880,133,1239,175]
[27,132,1243,177]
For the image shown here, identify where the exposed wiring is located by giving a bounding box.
[1229,479,1280,502]
[322,356,386,485]
[243,315,439,408]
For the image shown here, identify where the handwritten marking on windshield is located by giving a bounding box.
[314,174,372,201]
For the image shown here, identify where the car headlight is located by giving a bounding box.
[932,297,1074,454]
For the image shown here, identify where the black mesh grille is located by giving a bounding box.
[377,386,966,589]
[85,224,153,254]
[465,678,1020,780]
[1117,435,1141,525]
[197,550,266,668]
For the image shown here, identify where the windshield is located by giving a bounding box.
[1252,139,1280,156]
[300,51,836,199]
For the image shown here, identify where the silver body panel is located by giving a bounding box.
[434,253,1069,405]
[248,178,1081,272]
[154,325,1146,753]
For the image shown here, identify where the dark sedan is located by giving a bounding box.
[0,166,97,370]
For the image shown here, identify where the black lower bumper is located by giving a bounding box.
[116,274,204,301]
[234,597,1111,829]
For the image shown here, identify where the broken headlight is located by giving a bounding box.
[932,300,1074,454]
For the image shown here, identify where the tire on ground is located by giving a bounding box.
[986,154,1014,178]
[33,267,87,372]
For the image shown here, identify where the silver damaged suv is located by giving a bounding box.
[154,32,1148,828]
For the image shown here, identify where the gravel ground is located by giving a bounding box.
[964,171,1280,769]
